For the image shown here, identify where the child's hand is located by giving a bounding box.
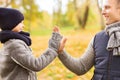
[48,27,62,52]
[53,26,59,33]
[53,26,67,53]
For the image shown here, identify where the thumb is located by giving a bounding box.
[59,37,67,52]
[53,26,59,33]
[61,37,67,45]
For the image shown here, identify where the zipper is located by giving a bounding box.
[107,51,112,80]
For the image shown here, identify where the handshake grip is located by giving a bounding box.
[48,32,63,52]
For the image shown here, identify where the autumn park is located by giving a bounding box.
[0,0,104,80]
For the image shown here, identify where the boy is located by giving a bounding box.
[0,8,62,80]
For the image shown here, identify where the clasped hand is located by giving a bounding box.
[48,27,67,53]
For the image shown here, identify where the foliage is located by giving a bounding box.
[0,0,102,31]
[30,26,100,80]
[65,1,77,27]
[0,0,102,78]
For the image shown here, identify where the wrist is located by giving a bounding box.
[58,49,64,54]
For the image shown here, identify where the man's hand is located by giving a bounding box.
[59,37,67,53]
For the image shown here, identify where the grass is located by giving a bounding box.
[30,25,101,80]
[0,25,101,80]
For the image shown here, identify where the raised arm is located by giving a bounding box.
[49,27,95,75]
[5,32,62,72]
[58,38,95,75]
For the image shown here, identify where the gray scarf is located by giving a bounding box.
[105,22,120,56]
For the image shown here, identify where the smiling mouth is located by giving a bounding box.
[104,16,109,20]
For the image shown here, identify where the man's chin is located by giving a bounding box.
[105,21,112,25]
[105,21,120,25]
[105,22,110,25]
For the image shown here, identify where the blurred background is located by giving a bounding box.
[0,0,104,80]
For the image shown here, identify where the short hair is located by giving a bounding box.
[117,0,120,4]
[117,0,120,8]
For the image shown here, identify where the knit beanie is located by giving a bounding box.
[0,8,24,30]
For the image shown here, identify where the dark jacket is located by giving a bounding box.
[92,31,120,80]
[58,30,120,80]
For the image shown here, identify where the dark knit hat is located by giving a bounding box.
[0,8,24,30]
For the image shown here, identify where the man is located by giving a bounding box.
[53,0,120,80]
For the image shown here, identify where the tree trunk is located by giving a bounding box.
[82,4,89,29]
[73,0,89,29]
[96,0,105,30]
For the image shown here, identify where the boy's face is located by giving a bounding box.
[12,21,24,32]
[101,0,120,25]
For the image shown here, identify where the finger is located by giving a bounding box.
[61,37,67,45]
[53,27,57,32]
[53,26,60,33]
[54,26,59,33]
[55,27,59,32]
[59,37,67,52]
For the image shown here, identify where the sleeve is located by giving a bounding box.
[58,37,95,75]
[48,32,63,52]
[7,40,58,72]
